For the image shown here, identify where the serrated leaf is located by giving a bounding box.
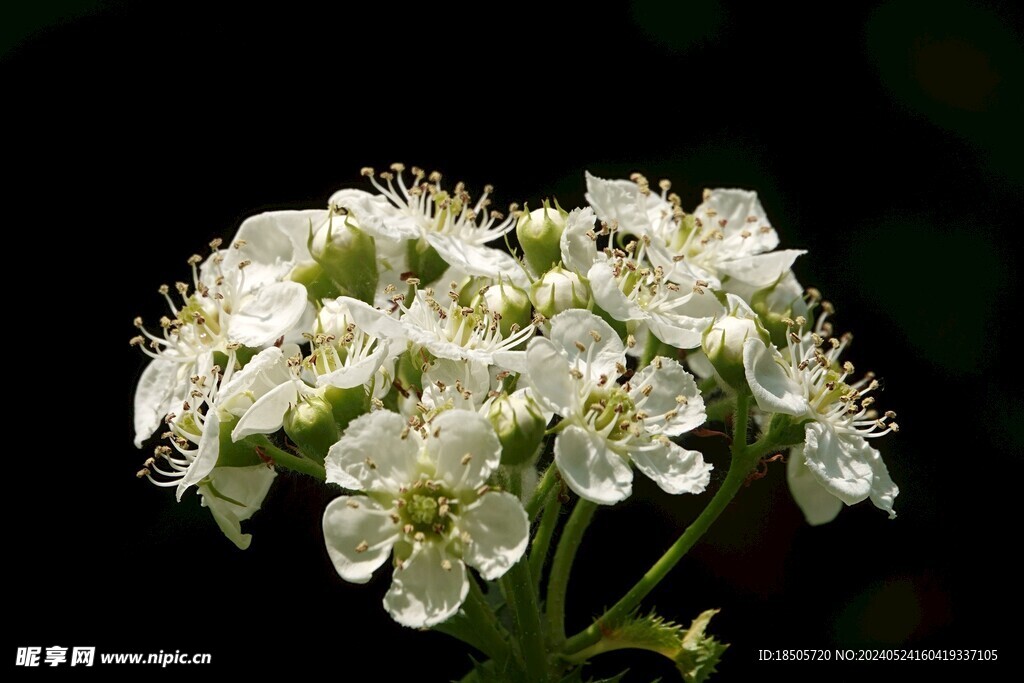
[674,610,728,683]
[574,608,728,682]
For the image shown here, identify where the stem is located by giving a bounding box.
[529,490,562,594]
[252,437,326,480]
[546,499,597,647]
[561,395,762,656]
[501,559,549,682]
[525,464,558,520]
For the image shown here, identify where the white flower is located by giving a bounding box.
[136,351,277,548]
[743,315,899,521]
[322,410,529,628]
[344,165,528,285]
[308,298,398,393]
[131,243,308,447]
[526,310,712,504]
[344,288,535,373]
[588,237,724,349]
[585,171,805,290]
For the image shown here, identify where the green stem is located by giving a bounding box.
[529,489,562,594]
[546,499,597,647]
[561,395,763,656]
[501,559,549,682]
[525,464,558,520]
[251,437,326,480]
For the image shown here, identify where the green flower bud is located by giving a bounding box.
[289,261,343,303]
[749,273,810,348]
[489,391,547,466]
[702,294,771,393]
[310,214,378,304]
[323,385,371,434]
[516,199,567,276]
[529,265,592,319]
[406,238,449,286]
[471,280,533,339]
[283,395,340,464]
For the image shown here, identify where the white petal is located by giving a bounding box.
[525,337,576,415]
[869,453,899,520]
[547,309,626,377]
[325,411,418,492]
[176,411,221,501]
[802,423,874,506]
[218,346,288,416]
[133,359,182,447]
[588,262,646,322]
[223,210,326,288]
[684,349,716,380]
[323,495,400,583]
[743,339,806,416]
[200,464,277,549]
[694,189,777,256]
[427,234,530,288]
[384,543,469,628]
[459,491,529,580]
[554,425,633,505]
[431,410,502,494]
[229,281,309,347]
[560,207,599,274]
[584,171,651,236]
[490,349,528,374]
[786,446,843,526]
[646,312,705,349]
[630,441,712,495]
[231,382,298,440]
[315,340,391,390]
[340,296,407,340]
[629,359,706,436]
[717,249,806,288]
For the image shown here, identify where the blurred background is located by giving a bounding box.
[4,0,1020,679]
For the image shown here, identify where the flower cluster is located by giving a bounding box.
[130,166,900,644]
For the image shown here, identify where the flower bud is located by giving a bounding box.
[283,395,340,464]
[489,391,547,466]
[289,261,343,303]
[310,214,379,304]
[529,265,592,319]
[406,238,449,286]
[702,294,770,393]
[516,200,567,276]
[748,273,810,348]
[323,385,371,434]
[471,280,533,339]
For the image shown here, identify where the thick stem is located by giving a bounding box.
[546,499,597,647]
[529,489,562,594]
[501,559,549,682]
[251,437,326,480]
[561,395,762,656]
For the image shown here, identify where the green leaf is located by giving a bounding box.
[674,610,728,683]
[573,609,728,682]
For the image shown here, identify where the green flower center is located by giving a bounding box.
[399,485,457,538]
[583,387,637,441]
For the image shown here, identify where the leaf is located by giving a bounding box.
[581,608,728,682]
[674,610,728,683]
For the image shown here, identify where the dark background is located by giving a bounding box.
[4,0,1021,679]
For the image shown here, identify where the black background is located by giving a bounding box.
[4,0,1021,679]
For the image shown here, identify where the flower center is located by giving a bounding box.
[583,386,636,441]
[398,484,458,539]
